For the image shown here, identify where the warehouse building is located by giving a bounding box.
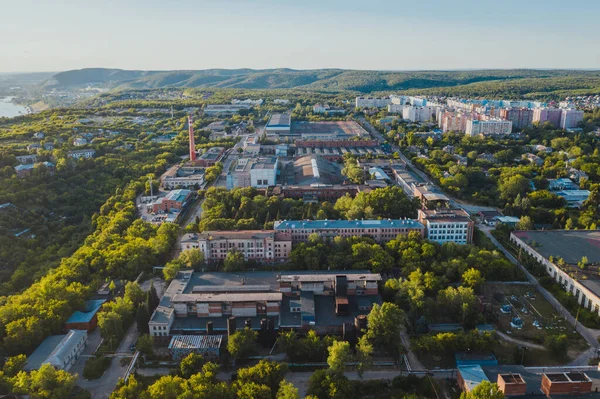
[25,330,88,371]
[511,230,600,316]
[265,113,291,136]
[168,335,223,361]
[149,270,382,339]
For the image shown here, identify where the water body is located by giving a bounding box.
[0,97,28,118]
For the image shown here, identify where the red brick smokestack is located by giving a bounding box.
[188,115,196,161]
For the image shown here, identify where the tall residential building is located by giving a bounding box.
[418,209,474,245]
[532,108,563,128]
[355,96,392,108]
[499,108,534,129]
[440,111,469,133]
[402,105,439,122]
[560,109,584,130]
[273,219,425,244]
[180,231,292,263]
[465,119,513,136]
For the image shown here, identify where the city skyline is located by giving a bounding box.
[1,0,600,73]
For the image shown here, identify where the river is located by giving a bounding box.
[0,97,29,118]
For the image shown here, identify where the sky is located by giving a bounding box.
[1,0,599,73]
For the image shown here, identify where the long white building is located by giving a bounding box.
[465,119,513,136]
[355,96,391,108]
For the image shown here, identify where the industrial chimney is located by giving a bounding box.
[188,114,197,162]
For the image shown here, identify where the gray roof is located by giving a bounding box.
[267,114,291,127]
[25,330,87,371]
[512,230,600,264]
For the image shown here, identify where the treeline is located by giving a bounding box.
[0,181,179,355]
[193,186,419,232]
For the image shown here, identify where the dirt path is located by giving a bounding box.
[496,330,545,350]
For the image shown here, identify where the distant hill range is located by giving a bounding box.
[41,68,600,95]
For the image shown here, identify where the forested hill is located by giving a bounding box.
[41,68,600,94]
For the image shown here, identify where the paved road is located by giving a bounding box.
[75,278,166,398]
[480,228,599,365]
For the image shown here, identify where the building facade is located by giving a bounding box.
[355,96,391,108]
[417,209,474,244]
[181,230,292,263]
[465,119,513,136]
[274,219,425,244]
[560,109,584,129]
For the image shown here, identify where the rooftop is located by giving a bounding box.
[274,219,424,230]
[25,330,87,371]
[512,230,600,265]
[279,273,382,283]
[293,155,343,185]
[164,189,192,202]
[197,230,282,240]
[66,299,106,324]
[291,121,367,137]
[169,334,223,350]
[171,292,283,303]
[267,113,291,127]
[458,365,489,392]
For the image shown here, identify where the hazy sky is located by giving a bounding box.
[1,0,599,72]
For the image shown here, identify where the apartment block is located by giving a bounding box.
[465,119,512,136]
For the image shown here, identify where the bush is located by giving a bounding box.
[83,356,112,380]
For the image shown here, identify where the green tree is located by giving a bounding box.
[277,380,299,399]
[163,259,183,281]
[124,281,145,306]
[499,174,530,201]
[516,216,534,230]
[136,303,150,334]
[460,380,504,399]
[228,328,259,360]
[224,250,246,272]
[98,311,124,347]
[180,353,205,378]
[327,340,352,375]
[136,334,154,356]
[544,334,569,356]
[179,248,204,268]
[237,360,287,399]
[3,354,27,377]
[110,375,144,399]
[146,375,185,399]
[13,363,77,399]
[356,335,373,377]
[365,302,405,356]
[462,268,485,291]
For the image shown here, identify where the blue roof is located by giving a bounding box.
[274,219,423,230]
[165,189,191,202]
[66,299,106,324]
[458,365,489,391]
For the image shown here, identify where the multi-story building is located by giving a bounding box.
[355,96,391,108]
[273,219,425,244]
[162,166,205,189]
[510,230,600,316]
[226,157,278,189]
[500,108,533,129]
[560,109,584,130]
[465,119,513,136]
[67,149,96,159]
[196,147,226,167]
[439,110,470,133]
[181,230,292,263]
[417,208,474,244]
[402,105,439,123]
[532,107,563,128]
[149,270,382,339]
[151,189,192,213]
